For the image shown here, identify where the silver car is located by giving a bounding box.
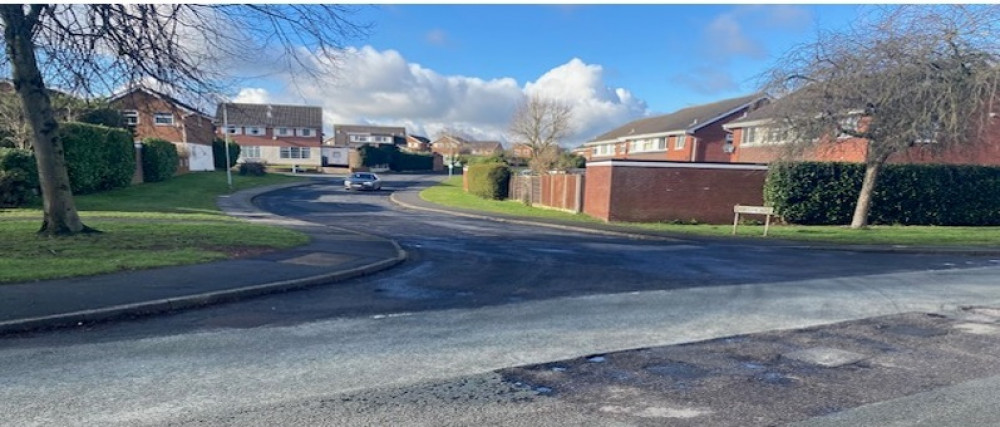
[344,172,382,191]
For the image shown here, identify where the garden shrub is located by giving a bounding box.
[141,137,179,183]
[765,161,1000,226]
[61,122,134,194]
[0,148,38,206]
[239,161,267,176]
[466,163,510,200]
[212,138,241,170]
[390,151,433,171]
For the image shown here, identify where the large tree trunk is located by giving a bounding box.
[0,5,92,235]
[850,145,891,229]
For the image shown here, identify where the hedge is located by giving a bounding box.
[213,138,241,170]
[141,138,179,183]
[61,122,135,194]
[765,161,1000,226]
[358,144,434,171]
[466,163,510,200]
[0,148,38,207]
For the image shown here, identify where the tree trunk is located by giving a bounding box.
[0,5,92,235]
[850,145,891,229]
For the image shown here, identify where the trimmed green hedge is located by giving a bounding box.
[141,138,179,183]
[765,161,1000,226]
[61,122,135,194]
[0,148,38,206]
[213,138,241,170]
[466,163,510,200]
[358,144,434,171]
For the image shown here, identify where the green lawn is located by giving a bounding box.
[0,172,309,283]
[421,177,1000,247]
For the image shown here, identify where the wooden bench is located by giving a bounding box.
[733,205,775,236]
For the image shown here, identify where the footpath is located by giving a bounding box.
[0,182,405,335]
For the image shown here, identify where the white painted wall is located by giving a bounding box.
[183,143,215,172]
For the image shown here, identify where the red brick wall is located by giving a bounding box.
[693,109,747,163]
[584,161,768,224]
[583,164,613,220]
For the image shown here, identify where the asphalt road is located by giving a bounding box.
[3,174,1000,426]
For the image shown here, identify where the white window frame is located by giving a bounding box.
[741,127,759,146]
[153,112,174,126]
[279,146,311,159]
[246,126,265,136]
[225,126,242,135]
[122,110,139,126]
[674,135,686,150]
[242,146,262,158]
[837,116,861,140]
[298,128,314,137]
[276,127,292,137]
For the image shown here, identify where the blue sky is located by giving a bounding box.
[234,4,865,146]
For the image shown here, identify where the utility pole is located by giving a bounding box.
[222,102,233,190]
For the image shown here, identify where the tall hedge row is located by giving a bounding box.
[466,163,510,200]
[0,148,38,206]
[61,122,135,195]
[212,138,241,170]
[141,138,179,183]
[765,161,1000,226]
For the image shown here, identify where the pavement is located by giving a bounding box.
[1,176,996,335]
[0,181,406,335]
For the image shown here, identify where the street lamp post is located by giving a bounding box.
[222,103,233,190]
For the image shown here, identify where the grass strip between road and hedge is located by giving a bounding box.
[0,172,309,283]
[420,176,1000,247]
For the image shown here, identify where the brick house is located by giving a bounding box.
[430,134,469,157]
[110,87,216,172]
[467,140,504,156]
[582,93,769,163]
[215,103,323,168]
[405,135,431,153]
[722,101,1000,166]
[329,124,406,148]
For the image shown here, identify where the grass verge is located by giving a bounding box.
[420,177,1000,247]
[0,172,309,283]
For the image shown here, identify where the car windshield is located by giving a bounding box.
[352,173,374,179]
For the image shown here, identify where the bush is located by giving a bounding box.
[239,161,267,176]
[212,138,241,170]
[765,161,1000,226]
[61,122,135,194]
[358,144,393,167]
[466,163,510,200]
[77,108,126,129]
[0,148,38,206]
[141,138,179,183]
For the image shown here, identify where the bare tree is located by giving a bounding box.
[508,95,573,173]
[0,4,367,235]
[761,5,1000,228]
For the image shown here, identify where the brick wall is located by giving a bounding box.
[583,160,768,224]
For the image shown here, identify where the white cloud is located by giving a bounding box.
[241,47,647,146]
[233,88,271,104]
[425,29,448,46]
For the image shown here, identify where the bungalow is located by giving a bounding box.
[215,102,323,168]
[722,99,1000,166]
[110,87,216,172]
[582,93,769,163]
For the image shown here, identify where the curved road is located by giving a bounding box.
[3,174,1000,426]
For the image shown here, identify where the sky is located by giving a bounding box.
[228,4,865,147]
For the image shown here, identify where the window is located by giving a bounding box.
[153,112,173,126]
[276,127,291,136]
[595,143,616,156]
[674,135,686,149]
[122,110,138,126]
[242,146,261,158]
[298,128,314,137]
[246,127,264,136]
[279,147,311,159]
[656,137,666,150]
[225,126,241,135]
[741,127,759,146]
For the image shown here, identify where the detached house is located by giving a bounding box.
[110,87,216,172]
[430,135,504,157]
[215,103,323,168]
[582,93,769,163]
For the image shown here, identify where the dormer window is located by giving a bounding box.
[225,126,241,135]
[298,128,314,137]
[246,126,264,136]
[276,127,291,136]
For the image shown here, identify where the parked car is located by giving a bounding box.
[344,172,382,191]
